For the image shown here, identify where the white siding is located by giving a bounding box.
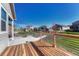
[0,4,9,53]
[1,3,13,19]
[0,3,1,31]
[0,33,9,54]
[0,3,15,54]
[62,27,70,31]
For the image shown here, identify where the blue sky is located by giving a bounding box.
[15,3,79,28]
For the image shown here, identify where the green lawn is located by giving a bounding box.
[56,36,79,55]
[44,34,79,56]
[45,39,53,44]
[16,31,42,37]
[59,32,79,35]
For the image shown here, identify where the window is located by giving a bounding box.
[8,16,12,26]
[1,8,6,20]
[1,20,6,31]
[1,8,6,31]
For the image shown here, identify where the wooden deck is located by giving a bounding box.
[0,40,72,56]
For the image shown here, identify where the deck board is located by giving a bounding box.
[0,40,72,56]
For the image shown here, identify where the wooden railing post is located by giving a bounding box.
[53,34,57,48]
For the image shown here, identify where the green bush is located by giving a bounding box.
[65,29,71,32]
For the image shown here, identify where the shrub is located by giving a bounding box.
[65,29,71,32]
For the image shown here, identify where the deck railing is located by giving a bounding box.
[15,31,79,55]
[53,33,79,56]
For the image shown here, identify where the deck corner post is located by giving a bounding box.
[53,34,57,48]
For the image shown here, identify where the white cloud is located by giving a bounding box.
[15,23,26,28]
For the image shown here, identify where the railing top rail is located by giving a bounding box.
[54,33,79,39]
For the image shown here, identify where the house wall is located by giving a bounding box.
[0,3,1,31]
[1,3,13,19]
[0,33,9,54]
[0,3,14,54]
[62,26,70,31]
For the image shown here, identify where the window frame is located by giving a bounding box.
[0,4,13,34]
[1,7,7,32]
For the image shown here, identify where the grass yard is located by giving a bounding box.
[44,39,53,44]
[44,34,79,55]
[16,31,44,37]
[59,31,79,35]
[43,34,54,44]
[16,31,35,37]
[56,36,79,55]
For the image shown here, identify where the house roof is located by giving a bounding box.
[9,3,16,19]
[72,20,79,25]
[61,25,71,27]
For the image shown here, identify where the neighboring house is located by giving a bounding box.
[0,3,16,53]
[70,20,79,32]
[52,24,70,32]
[52,24,62,31]
[49,27,54,32]
[61,25,70,31]
[25,25,33,32]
